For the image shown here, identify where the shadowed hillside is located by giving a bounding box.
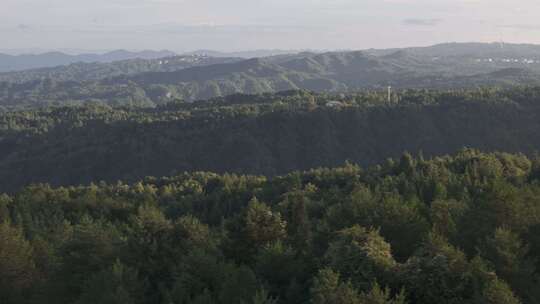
[1,87,540,191]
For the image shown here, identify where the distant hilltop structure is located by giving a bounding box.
[326,101,342,107]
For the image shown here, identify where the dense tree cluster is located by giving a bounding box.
[1,87,540,191]
[2,150,540,303]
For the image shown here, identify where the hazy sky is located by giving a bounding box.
[2,0,540,53]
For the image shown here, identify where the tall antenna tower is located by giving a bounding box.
[498,32,505,49]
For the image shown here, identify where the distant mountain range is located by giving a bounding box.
[182,49,305,58]
[0,49,307,73]
[0,55,242,83]
[365,42,540,58]
[0,49,177,72]
[101,43,540,100]
[3,43,540,108]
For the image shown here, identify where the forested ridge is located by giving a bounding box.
[2,149,540,303]
[1,87,540,192]
[4,43,540,107]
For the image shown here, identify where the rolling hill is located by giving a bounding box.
[0,55,241,83]
[0,49,176,72]
[3,43,540,108]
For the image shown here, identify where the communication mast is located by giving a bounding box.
[498,33,505,49]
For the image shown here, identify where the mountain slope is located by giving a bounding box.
[0,55,241,83]
[3,43,540,107]
[0,49,177,72]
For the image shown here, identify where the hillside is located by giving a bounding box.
[366,42,540,59]
[0,49,176,72]
[0,55,241,83]
[1,87,540,192]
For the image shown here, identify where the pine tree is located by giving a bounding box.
[0,221,37,304]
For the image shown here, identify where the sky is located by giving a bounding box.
[2,0,540,53]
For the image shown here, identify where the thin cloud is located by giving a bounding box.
[402,18,442,26]
[498,24,540,31]
[17,24,31,30]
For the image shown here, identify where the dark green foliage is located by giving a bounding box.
[310,268,363,304]
[478,228,536,302]
[2,150,540,303]
[0,221,38,304]
[310,269,407,304]
[401,234,474,303]
[75,261,146,304]
[3,87,540,192]
[325,226,396,291]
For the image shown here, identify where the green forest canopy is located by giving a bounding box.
[2,149,540,303]
[3,83,540,303]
